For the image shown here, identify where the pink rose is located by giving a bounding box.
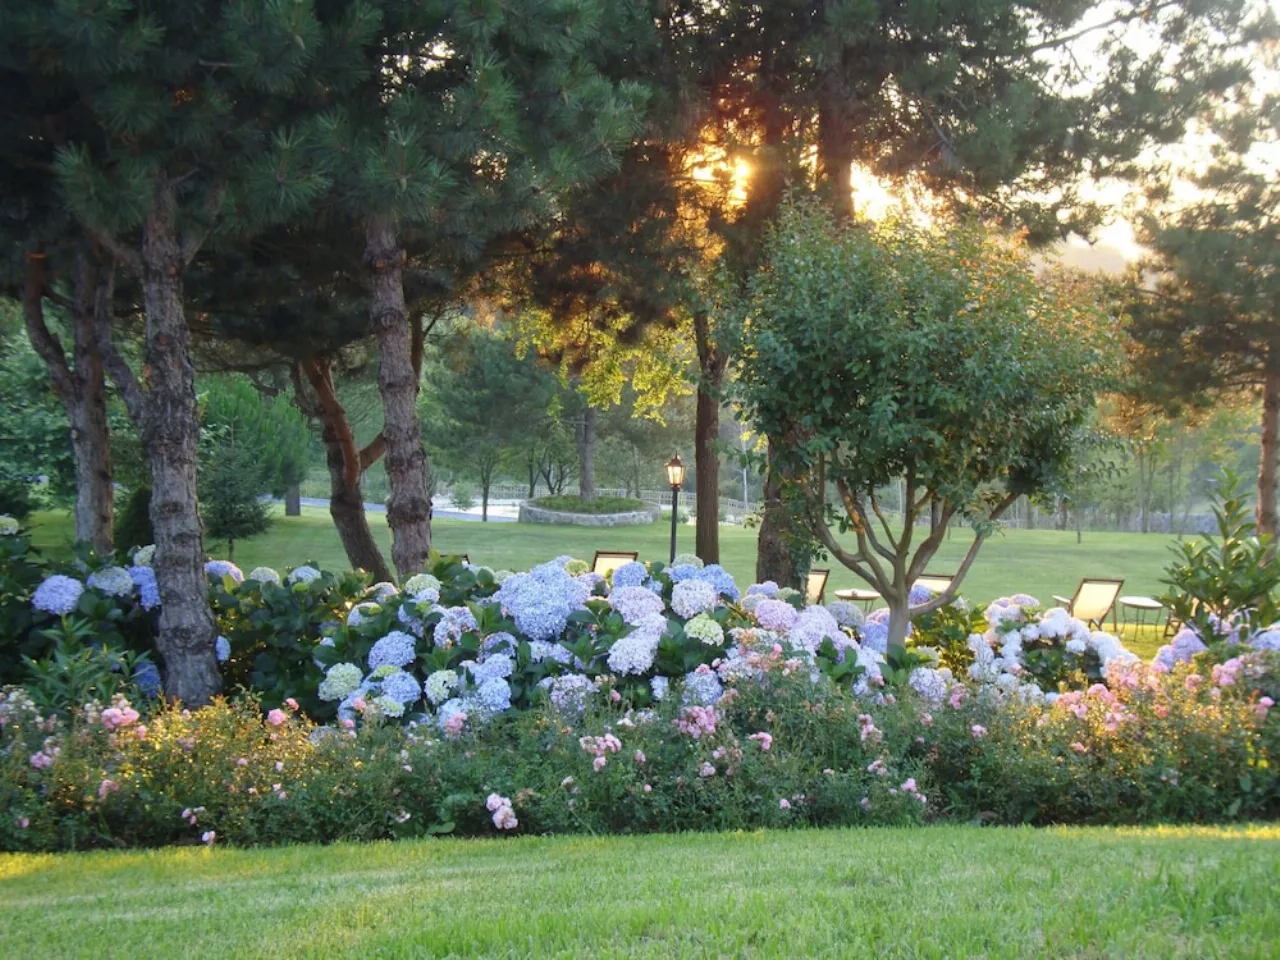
[971,724,987,739]
[778,798,790,809]
[266,709,287,726]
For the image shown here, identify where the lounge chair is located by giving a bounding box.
[914,574,954,596]
[1052,578,1124,631]
[592,550,639,576]
[806,568,830,605]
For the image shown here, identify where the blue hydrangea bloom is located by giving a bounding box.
[908,584,936,607]
[379,670,422,705]
[133,661,161,697]
[482,631,519,655]
[205,560,244,583]
[692,564,740,601]
[368,631,418,670]
[611,561,648,588]
[468,653,514,684]
[667,563,700,583]
[215,635,231,662]
[432,605,479,647]
[32,575,84,615]
[682,669,724,706]
[87,566,134,598]
[129,566,160,610]
[493,560,590,641]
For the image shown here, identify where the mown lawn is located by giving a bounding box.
[28,507,1182,658]
[1,825,1276,958]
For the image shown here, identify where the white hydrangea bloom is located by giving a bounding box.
[247,566,281,585]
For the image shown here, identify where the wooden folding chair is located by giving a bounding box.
[1053,578,1124,631]
[592,550,639,576]
[806,568,830,605]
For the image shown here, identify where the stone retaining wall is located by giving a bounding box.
[518,500,660,527]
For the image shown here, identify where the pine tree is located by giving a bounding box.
[1129,94,1280,538]
[2,0,376,704]
[306,0,648,578]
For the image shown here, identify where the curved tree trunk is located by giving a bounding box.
[577,406,597,501]
[366,218,432,579]
[1259,367,1279,541]
[140,188,219,706]
[296,357,392,582]
[693,311,724,564]
[22,249,116,554]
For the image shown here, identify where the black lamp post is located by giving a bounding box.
[665,454,685,563]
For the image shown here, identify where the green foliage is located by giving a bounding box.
[200,439,272,560]
[1163,470,1280,637]
[3,650,1278,854]
[910,600,986,676]
[533,495,649,515]
[448,482,476,512]
[112,486,153,554]
[22,629,153,718]
[201,377,312,494]
[209,566,369,716]
[0,528,46,683]
[736,203,1117,647]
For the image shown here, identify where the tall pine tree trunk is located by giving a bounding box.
[756,439,799,588]
[1258,368,1279,540]
[577,406,597,501]
[22,249,115,553]
[297,357,392,582]
[284,482,301,517]
[366,218,432,579]
[139,188,219,706]
[693,311,724,564]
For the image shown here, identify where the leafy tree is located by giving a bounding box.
[421,331,561,520]
[736,203,1117,656]
[1129,94,1280,537]
[702,0,1271,586]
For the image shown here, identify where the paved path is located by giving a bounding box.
[291,497,517,523]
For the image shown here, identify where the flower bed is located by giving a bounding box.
[4,521,1280,850]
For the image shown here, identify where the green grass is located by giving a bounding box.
[1,825,1276,958]
[27,507,1183,658]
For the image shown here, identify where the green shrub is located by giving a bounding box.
[534,495,650,514]
[113,485,154,553]
[1163,469,1280,641]
[449,481,476,511]
[3,650,1277,852]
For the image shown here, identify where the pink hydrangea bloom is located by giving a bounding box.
[748,731,773,752]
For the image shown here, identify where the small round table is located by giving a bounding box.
[834,588,881,612]
[1119,595,1166,631]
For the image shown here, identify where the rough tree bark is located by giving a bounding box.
[693,311,725,564]
[139,183,220,706]
[1259,367,1279,540]
[576,406,597,501]
[22,249,115,553]
[756,439,800,588]
[366,218,432,579]
[296,357,393,583]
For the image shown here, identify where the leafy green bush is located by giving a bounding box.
[1163,470,1280,640]
[3,649,1277,852]
[533,495,650,514]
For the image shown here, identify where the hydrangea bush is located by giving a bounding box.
[3,647,1276,853]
